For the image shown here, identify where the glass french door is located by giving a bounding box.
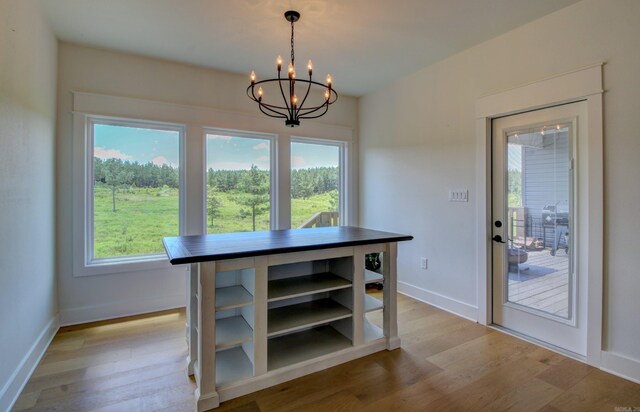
[492,102,587,356]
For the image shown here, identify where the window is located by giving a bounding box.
[206,130,274,233]
[88,118,183,265]
[72,93,352,277]
[291,138,344,229]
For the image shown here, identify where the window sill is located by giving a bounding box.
[73,255,185,277]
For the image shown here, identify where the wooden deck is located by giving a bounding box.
[508,248,569,318]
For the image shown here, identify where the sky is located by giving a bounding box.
[207,134,270,170]
[291,141,339,170]
[206,135,339,171]
[93,124,340,171]
[94,124,179,166]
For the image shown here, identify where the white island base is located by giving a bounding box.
[163,227,410,411]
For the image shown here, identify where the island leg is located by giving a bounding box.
[196,261,219,411]
[186,263,198,376]
[383,242,401,350]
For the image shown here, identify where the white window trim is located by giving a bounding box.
[202,127,278,233]
[290,136,349,227]
[73,113,186,277]
[71,91,355,276]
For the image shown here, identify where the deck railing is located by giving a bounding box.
[508,207,566,250]
[298,211,339,228]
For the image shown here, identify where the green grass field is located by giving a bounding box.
[94,186,334,258]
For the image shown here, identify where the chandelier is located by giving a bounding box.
[247,10,338,127]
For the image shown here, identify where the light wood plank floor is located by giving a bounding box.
[14,293,640,411]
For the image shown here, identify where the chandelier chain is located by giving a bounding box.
[290,20,295,66]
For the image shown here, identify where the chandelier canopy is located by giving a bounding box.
[247,10,338,127]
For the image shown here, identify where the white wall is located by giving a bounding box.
[56,43,359,324]
[359,0,640,377]
[0,0,58,409]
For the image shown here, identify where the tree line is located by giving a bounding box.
[94,157,338,230]
[94,158,179,189]
[94,158,338,198]
[207,166,338,199]
[508,169,522,207]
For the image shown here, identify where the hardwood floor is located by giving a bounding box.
[14,293,640,411]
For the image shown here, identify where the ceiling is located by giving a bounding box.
[38,0,580,97]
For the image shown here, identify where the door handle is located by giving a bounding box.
[492,235,506,244]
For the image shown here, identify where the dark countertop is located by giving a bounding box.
[163,226,413,265]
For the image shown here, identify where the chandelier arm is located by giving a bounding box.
[257,100,290,118]
[246,85,290,111]
[250,78,333,91]
[257,101,291,111]
[298,102,330,120]
[277,71,291,113]
[258,104,288,119]
[328,89,339,104]
[296,100,330,117]
[296,75,313,118]
[246,87,289,116]
[247,85,337,112]
[247,85,261,104]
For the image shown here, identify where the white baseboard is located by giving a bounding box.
[601,351,640,384]
[398,281,478,322]
[59,293,186,326]
[0,315,59,412]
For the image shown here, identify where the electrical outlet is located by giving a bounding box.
[420,257,428,270]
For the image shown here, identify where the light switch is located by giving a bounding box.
[449,190,469,202]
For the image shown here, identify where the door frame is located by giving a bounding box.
[474,64,604,366]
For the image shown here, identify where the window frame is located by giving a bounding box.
[74,114,186,277]
[203,127,278,234]
[290,136,348,228]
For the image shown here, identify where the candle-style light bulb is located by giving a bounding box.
[292,95,298,107]
[257,87,263,101]
[250,71,256,84]
[277,55,283,71]
[324,89,330,100]
[326,74,332,88]
[307,60,313,76]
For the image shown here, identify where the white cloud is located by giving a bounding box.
[253,142,269,150]
[152,156,170,166]
[94,147,132,160]
[256,156,270,169]
[291,155,306,168]
[208,134,233,141]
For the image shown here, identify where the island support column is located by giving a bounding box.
[383,242,400,350]
[187,263,198,376]
[196,261,219,411]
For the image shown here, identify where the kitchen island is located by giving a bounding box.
[163,226,413,411]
